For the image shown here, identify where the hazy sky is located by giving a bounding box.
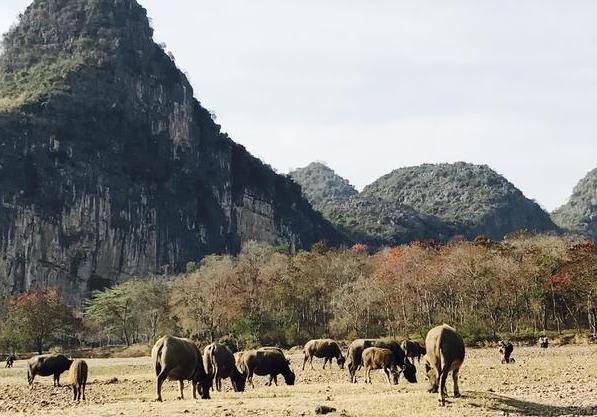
[2,1,596,211]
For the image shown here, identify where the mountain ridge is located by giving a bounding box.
[0,0,344,302]
[290,161,558,245]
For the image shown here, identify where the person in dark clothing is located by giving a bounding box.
[498,341,514,364]
[5,353,15,368]
[539,336,549,349]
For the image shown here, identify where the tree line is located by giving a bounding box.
[1,233,596,353]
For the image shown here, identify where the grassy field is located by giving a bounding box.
[0,345,595,416]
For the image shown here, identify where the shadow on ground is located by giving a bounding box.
[465,391,597,416]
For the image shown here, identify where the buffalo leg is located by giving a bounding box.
[438,367,449,406]
[384,368,392,385]
[349,364,357,383]
[178,380,185,400]
[322,357,327,369]
[248,370,254,388]
[452,369,461,398]
[302,354,308,371]
[72,385,77,401]
[200,379,211,399]
[268,374,278,386]
[28,370,35,387]
[82,382,86,401]
[155,366,173,401]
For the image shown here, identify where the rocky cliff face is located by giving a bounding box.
[0,0,342,303]
[552,168,597,239]
[291,162,557,245]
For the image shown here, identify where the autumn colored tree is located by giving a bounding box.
[1,288,73,354]
[170,255,239,342]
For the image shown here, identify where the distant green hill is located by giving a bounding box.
[291,162,558,245]
[552,168,597,239]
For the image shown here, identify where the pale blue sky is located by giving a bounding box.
[2,0,596,211]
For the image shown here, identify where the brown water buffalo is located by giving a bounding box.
[362,347,401,385]
[239,347,295,388]
[302,339,345,370]
[203,342,246,392]
[27,354,73,387]
[423,324,465,406]
[346,339,416,384]
[67,359,88,401]
[151,336,211,401]
[401,340,426,363]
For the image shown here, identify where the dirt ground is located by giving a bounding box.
[0,345,596,417]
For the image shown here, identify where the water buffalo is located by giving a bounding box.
[239,347,295,388]
[346,339,416,384]
[151,335,211,401]
[203,342,246,392]
[27,354,73,387]
[423,324,465,406]
[302,339,345,370]
[401,340,426,363]
[362,347,400,385]
[67,359,88,401]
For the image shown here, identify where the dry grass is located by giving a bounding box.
[0,345,595,416]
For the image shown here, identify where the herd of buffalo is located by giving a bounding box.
[22,324,465,406]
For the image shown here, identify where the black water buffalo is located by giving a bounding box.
[303,339,345,370]
[27,354,73,387]
[401,339,426,363]
[203,342,246,392]
[238,347,295,388]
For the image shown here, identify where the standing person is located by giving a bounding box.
[5,353,15,368]
[498,341,514,363]
[539,336,549,349]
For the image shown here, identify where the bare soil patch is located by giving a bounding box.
[0,345,595,416]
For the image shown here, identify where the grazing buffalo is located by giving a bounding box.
[346,339,416,384]
[27,354,73,387]
[302,339,345,370]
[423,324,465,406]
[203,343,246,392]
[151,336,211,401]
[239,347,295,388]
[67,359,88,401]
[362,347,400,385]
[401,340,426,363]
